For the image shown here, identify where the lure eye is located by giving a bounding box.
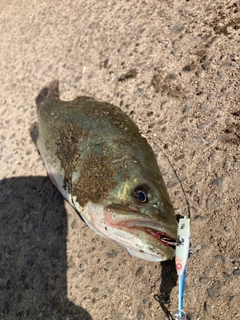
[133,186,150,203]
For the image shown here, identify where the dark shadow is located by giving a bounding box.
[154,260,178,320]
[0,176,92,320]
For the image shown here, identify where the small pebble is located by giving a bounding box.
[103,58,109,69]
[106,249,118,258]
[135,266,144,277]
[92,287,99,293]
[197,120,211,129]
[201,63,211,70]
[167,177,179,188]
[118,69,137,81]
[199,277,210,284]
[207,281,222,299]
[213,177,224,187]
[147,111,153,117]
[137,310,146,319]
[71,219,77,229]
[171,23,185,34]
[230,53,239,61]
[214,255,226,264]
[183,105,191,113]
[200,103,210,110]
[207,93,214,100]
[233,269,240,277]
[224,226,230,233]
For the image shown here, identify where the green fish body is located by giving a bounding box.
[32,80,177,261]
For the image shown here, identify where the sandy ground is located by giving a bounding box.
[0,0,240,319]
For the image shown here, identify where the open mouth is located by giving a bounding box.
[121,220,177,249]
[145,228,176,249]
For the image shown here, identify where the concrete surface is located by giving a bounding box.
[0,0,240,319]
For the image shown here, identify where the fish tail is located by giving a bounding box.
[36,80,59,111]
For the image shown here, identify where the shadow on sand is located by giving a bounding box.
[0,176,92,320]
[154,259,178,319]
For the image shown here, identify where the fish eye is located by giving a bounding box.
[133,186,150,203]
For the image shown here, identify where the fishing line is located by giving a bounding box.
[150,136,191,219]
[147,134,191,319]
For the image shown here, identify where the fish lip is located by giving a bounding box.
[105,204,177,248]
[123,222,176,248]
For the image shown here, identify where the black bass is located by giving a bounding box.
[32,80,177,261]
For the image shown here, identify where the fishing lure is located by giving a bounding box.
[173,217,190,320]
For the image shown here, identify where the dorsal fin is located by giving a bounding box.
[36,80,59,110]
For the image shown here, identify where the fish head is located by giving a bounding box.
[75,164,178,262]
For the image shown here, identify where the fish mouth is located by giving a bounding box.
[120,220,176,249]
[145,228,176,249]
[105,204,177,249]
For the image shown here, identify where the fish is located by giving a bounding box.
[31,80,178,261]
